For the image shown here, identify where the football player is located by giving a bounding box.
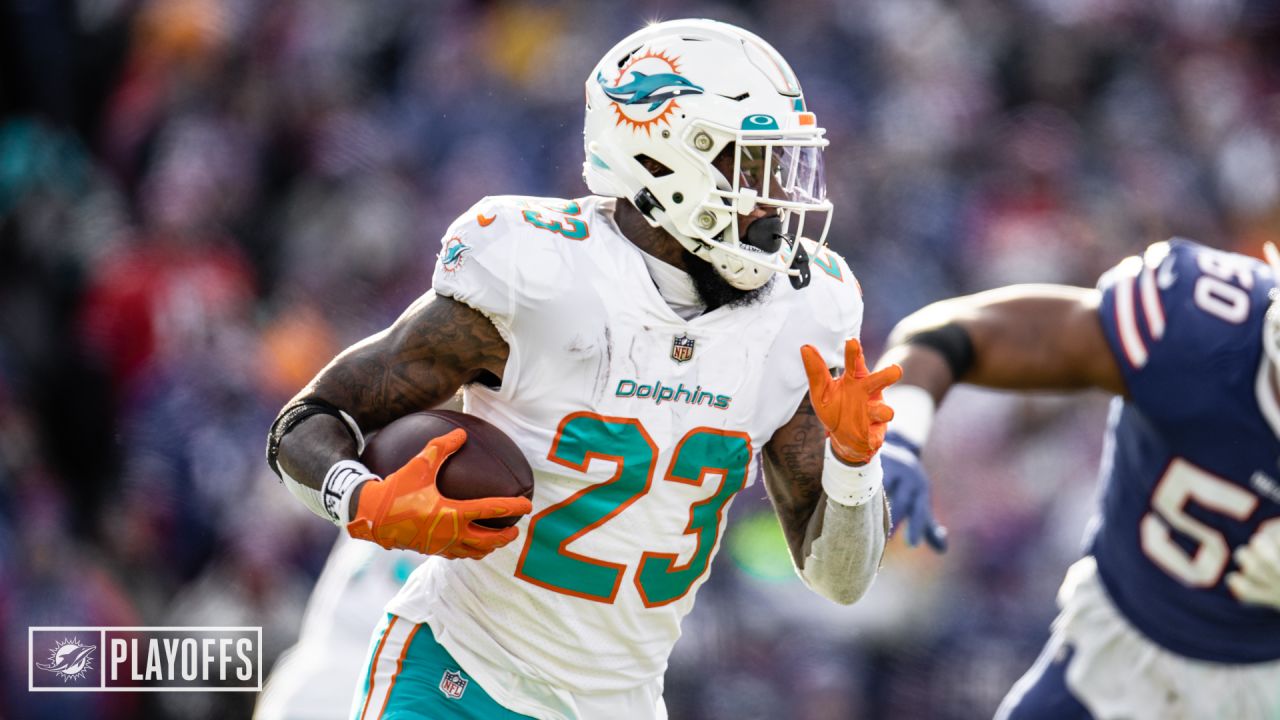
[265,19,899,719]
[255,538,421,720]
[877,238,1280,718]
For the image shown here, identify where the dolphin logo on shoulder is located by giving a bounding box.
[598,70,705,111]
[440,236,469,272]
[443,244,467,264]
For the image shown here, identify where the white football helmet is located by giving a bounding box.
[583,19,831,290]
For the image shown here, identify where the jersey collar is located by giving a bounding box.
[635,247,705,321]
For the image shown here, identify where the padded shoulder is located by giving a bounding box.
[431,195,599,331]
[1096,238,1269,419]
[787,240,864,369]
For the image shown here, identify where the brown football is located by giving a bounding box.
[361,410,534,529]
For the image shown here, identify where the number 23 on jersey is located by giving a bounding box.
[515,413,750,608]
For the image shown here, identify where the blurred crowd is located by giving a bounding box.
[2,0,1278,718]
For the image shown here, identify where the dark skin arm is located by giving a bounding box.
[877,284,1127,400]
[276,292,509,521]
[762,392,891,571]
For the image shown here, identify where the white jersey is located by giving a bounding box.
[386,195,861,705]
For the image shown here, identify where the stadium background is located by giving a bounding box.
[2,0,1278,717]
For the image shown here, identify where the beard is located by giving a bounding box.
[684,250,774,312]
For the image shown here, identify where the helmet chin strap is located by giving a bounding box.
[788,240,811,289]
[643,202,771,291]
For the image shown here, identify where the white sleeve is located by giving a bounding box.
[796,489,888,605]
[791,244,883,603]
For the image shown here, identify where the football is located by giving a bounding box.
[361,410,534,529]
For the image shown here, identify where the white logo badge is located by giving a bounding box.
[36,638,96,682]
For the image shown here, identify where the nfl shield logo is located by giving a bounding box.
[439,669,468,700]
[671,334,695,363]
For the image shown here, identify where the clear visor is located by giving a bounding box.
[735,143,827,206]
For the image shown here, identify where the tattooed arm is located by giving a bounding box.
[762,393,890,605]
[275,291,509,522]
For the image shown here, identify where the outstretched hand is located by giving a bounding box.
[882,432,949,552]
[347,429,533,559]
[800,338,903,465]
[1227,523,1280,610]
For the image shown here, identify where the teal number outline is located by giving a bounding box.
[811,249,843,281]
[515,414,751,605]
[634,428,752,607]
[515,413,657,603]
[521,200,589,240]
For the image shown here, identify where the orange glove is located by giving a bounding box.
[346,429,533,559]
[801,338,903,465]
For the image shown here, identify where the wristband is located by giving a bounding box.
[267,398,366,478]
[822,444,883,507]
[322,460,379,525]
[880,384,936,448]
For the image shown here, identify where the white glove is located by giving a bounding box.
[1226,523,1280,610]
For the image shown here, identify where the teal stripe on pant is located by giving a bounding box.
[352,613,533,719]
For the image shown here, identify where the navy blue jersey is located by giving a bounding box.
[1092,238,1280,663]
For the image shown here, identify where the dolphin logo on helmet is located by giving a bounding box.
[598,71,704,111]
